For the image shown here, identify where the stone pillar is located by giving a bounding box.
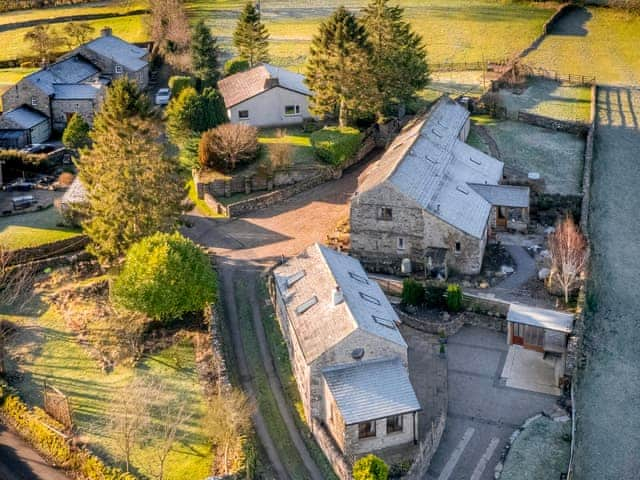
[244,176,252,195]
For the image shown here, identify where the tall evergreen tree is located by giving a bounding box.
[77,79,183,265]
[305,7,380,127]
[62,113,90,150]
[191,19,220,87]
[233,2,270,67]
[361,0,429,115]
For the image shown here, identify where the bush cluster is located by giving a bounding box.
[310,126,362,167]
[446,283,463,312]
[401,278,425,307]
[0,383,134,480]
[168,75,196,97]
[0,150,50,174]
[224,57,250,75]
[425,282,447,308]
[353,454,389,480]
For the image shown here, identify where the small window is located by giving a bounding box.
[378,207,393,220]
[455,241,461,253]
[358,421,376,439]
[387,415,403,434]
[359,292,381,306]
[238,110,249,119]
[31,96,38,106]
[284,104,300,116]
[397,237,405,250]
[115,64,123,74]
[349,271,369,285]
[75,104,80,112]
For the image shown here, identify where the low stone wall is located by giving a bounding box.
[8,235,88,265]
[516,111,589,136]
[405,411,447,480]
[396,308,460,336]
[312,419,353,480]
[462,292,510,318]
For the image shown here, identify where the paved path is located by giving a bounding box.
[424,327,557,480]
[0,423,70,480]
[494,244,536,292]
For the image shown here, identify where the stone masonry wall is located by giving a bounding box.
[1,78,51,118]
[51,98,97,132]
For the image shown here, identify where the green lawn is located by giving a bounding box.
[470,115,585,195]
[0,208,81,250]
[524,7,640,86]
[2,288,211,480]
[0,0,147,26]
[498,78,592,123]
[189,0,557,68]
[259,127,315,165]
[0,13,150,62]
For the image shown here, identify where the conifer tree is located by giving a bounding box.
[305,7,380,127]
[77,79,183,265]
[233,2,270,67]
[191,19,220,87]
[361,0,429,115]
[62,113,90,150]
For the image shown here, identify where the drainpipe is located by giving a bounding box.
[413,412,417,445]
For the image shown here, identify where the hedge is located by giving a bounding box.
[0,150,50,174]
[224,57,250,76]
[310,127,363,167]
[168,76,196,97]
[0,382,136,480]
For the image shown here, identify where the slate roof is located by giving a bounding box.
[323,357,421,424]
[469,184,530,208]
[82,35,148,71]
[53,83,103,100]
[218,63,311,108]
[273,243,406,363]
[2,106,48,129]
[507,303,574,333]
[26,56,99,95]
[357,96,506,239]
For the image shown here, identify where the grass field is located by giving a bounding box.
[470,115,585,195]
[498,78,592,123]
[0,13,149,62]
[524,6,640,86]
[2,284,211,480]
[259,127,315,164]
[0,208,81,250]
[0,0,147,26]
[188,0,557,68]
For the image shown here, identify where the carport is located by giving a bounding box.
[506,303,574,353]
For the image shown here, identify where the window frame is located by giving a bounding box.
[284,104,301,116]
[377,206,393,221]
[358,420,376,439]
[455,241,461,254]
[114,64,123,74]
[397,237,406,251]
[238,109,250,120]
[31,96,38,107]
[386,415,403,434]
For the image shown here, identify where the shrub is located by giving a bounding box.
[224,57,250,76]
[353,454,389,480]
[198,123,259,172]
[425,282,447,308]
[402,278,425,307]
[0,149,50,174]
[62,113,90,150]
[112,232,218,320]
[310,126,362,167]
[446,283,463,312]
[168,75,196,97]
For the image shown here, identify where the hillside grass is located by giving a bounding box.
[2,287,211,480]
[524,7,640,86]
[189,0,557,68]
[0,13,149,62]
[0,0,148,26]
[0,208,81,250]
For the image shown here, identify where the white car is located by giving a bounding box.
[155,88,171,106]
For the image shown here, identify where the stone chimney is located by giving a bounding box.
[332,286,344,306]
[101,27,113,37]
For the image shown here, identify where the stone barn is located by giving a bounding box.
[350,96,530,276]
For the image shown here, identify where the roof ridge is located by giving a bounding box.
[321,355,400,373]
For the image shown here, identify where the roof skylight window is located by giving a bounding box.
[359,292,381,305]
[295,296,318,315]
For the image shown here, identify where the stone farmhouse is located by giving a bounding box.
[272,243,421,464]
[218,63,314,127]
[350,96,530,276]
[0,28,149,147]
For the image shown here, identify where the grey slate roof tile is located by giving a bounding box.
[2,106,48,129]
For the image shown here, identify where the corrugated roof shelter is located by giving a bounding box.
[323,357,421,425]
[507,303,574,333]
[218,63,311,108]
[273,243,406,363]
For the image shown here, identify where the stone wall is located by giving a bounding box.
[404,411,447,480]
[312,419,353,480]
[51,98,100,132]
[516,111,589,136]
[1,78,51,118]
[8,235,88,265]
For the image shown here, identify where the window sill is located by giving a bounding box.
[386,429,404,435]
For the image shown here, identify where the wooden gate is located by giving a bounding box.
[43,382,73,429]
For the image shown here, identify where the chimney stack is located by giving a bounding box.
[101,27,113,37]
[332,286,344,306]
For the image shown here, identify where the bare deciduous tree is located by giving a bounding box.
[205,388,254,475]
[63,22,95,49]
[149,0,192,71]
[24,25,62,63]
[548,216,587,304]
[198,124,259,172]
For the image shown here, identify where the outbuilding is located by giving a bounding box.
[0,106,51,147]
[507,303,574,354]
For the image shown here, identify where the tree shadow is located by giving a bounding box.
[547,6,591,37]
[0,427,40,479]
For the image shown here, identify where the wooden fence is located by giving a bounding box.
[430,59,509,72]
[526,66,596,86]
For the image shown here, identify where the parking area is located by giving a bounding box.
[425,327,558,480]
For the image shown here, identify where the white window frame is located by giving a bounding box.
[284,104,301,116]
[115,64,123,74]
[455,241,462,254]
[31,96,38,107]
[238,109,249,120]
[397,237,406,250]
[386,415,403,434]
